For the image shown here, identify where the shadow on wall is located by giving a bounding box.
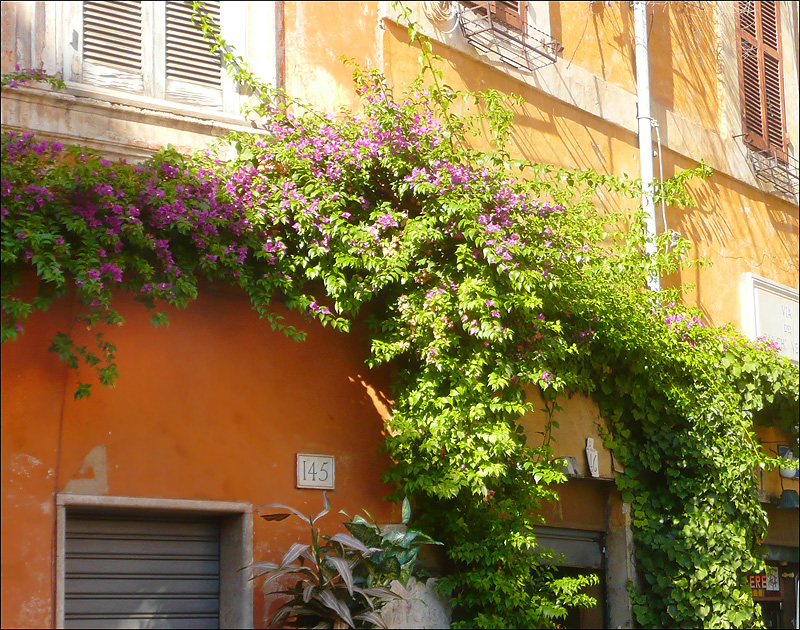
[549,1,636,90]
[661,147,798,326]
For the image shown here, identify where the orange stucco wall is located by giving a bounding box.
[1,286,398,628]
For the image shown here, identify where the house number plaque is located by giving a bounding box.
[296,454,335,489]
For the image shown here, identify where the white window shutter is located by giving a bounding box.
[66,1,252,115]
[81,1,144,93]
[164,1,224,109]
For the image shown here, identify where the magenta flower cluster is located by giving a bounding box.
[1,67,736,373]
[2,64,59,90]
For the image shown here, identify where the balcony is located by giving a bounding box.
[459,4,562,71]
[746,145,800,200]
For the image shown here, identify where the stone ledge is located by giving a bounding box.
[1,85,266,161]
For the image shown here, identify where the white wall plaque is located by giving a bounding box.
[742,274,799,364]
[296,454,335,490]
[585,438,600,478]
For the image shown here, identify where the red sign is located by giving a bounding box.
[749,566,781,599]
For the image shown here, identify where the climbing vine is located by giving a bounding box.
[1,4,798,628]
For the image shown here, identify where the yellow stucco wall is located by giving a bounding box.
[376,2,799,514]
[283,1,382,115]
[666,164,798,330]
[278,0,799,513]
[519,387,615,481]
[553,2,721,131]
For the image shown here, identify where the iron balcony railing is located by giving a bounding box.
[459,3,563,71]
[746,145,800,199]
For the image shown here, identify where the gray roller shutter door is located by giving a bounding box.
[532,526,605,569]
[64,515,220,629]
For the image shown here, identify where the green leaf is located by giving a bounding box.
[150,312,169,328]
[401,497,411,525]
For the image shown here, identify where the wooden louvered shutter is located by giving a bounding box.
[759,2,785,156]
[81,1,144,94]
[492,1,527,32]
[737,1,787,159]
[64,515,221,629]
[164,1,224,108]
[463,2,528,32]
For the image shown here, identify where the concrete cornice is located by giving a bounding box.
[1,84,267,161]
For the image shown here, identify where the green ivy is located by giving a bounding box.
[1,4,797,628]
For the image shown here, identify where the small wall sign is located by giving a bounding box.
[749,566,781,599]
[742,274,799,364]
[296,454,335,490]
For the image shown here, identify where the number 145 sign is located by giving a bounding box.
[296,454,335,490]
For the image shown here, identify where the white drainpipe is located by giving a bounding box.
[633,0,660,292]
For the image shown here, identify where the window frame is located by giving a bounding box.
[735,0,788,159]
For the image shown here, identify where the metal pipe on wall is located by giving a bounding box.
[633,0,660,292]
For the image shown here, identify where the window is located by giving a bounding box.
[64,1,245,113]
[464,1,529,33]
[458,1,561,70]
[736,1,787,160]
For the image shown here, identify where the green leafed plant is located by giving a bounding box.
[341,494,442,589]
[251,494,439,629]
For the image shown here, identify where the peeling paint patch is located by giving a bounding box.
[18,594,49,628]
[63,445,108,495]
[255,542,272,555]
[9,453,44,478]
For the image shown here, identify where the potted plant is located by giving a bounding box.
[251,494,440,629]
